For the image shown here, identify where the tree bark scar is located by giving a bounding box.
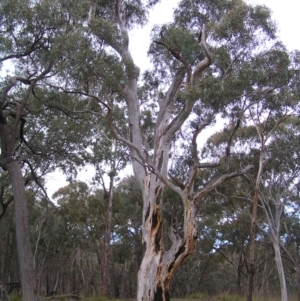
[167,245,186,273]
[158,151,164,172]
[155,186,162,205]
[151,208,160,233]
[155,186,160,195]
[154,223,162,252]
[165,290,170,301]
[145,204,150,222]
[154,285,163,301]
[129,123,133,142]
[142,241,146,252]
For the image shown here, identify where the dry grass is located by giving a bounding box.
[11,293,299,301]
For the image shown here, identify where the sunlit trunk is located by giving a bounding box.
[8,160,39,301]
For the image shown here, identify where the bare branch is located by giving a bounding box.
[185,116,214,194]
[191,26,212,86]
[23,159,52,203]
[224,118,240,171]
[88,2,96,24]
[155,40,192,84]
[194,165,254,201]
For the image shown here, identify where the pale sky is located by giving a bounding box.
[251,0,300,51]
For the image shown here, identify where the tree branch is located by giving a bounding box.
[155,39,191,84]
[191,26,212,86]
[194,165,254,201]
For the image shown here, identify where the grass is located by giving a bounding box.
[82,296,112,301]
[9,293,300,301]
[10,295,22,301]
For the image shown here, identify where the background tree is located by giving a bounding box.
[0,1,96,298]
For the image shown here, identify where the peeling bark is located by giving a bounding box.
[137,177,197,301]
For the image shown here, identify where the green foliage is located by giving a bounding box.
[9,295,22,301]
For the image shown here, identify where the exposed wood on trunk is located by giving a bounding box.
[88,3,254,301]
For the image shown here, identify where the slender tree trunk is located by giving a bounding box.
[247,138,265,301]
[293,243,300,301]
[296,263,300,301]
[246,187,259,301]
[236,252,243,295]
[0,217,3,280]
[272,240,288,301]
[102,177,114,296]
[7,160,39,301]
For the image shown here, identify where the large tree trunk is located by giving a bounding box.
[137,176,197,301]
[7,160,40,301]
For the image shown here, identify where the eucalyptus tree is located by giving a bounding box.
[91,113,130,296]
[44,0,296,300]
[48,0,285,299]
[52,181,102,296]
[259,117,300,301]
[112,176,143,298]
[283,202,300,301]
[201,39,300,299]
[243,46,300,301]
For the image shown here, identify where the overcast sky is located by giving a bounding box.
[251,0,300,50]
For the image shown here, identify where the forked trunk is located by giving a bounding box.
[137,175,197,301]
[7,160,39,301]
